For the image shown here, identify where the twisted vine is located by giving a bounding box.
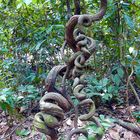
[33,0,107,139]
[65,27,97,139]
[33,66,71,139]
[65,0,107,52]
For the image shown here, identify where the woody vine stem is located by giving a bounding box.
[33,0,107,139]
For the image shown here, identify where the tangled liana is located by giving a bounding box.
[33,0,107,139]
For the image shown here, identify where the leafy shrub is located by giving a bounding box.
[132,111,140,123]
[0,85,39,115]
[85,65,125,104]
[0,88,18,116]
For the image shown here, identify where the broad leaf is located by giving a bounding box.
[35,39,46,51]
[16,129,30,137]
[99,78,108,87]
[123,14,135,29]
[111,74,121,86]
[117,68,124,78]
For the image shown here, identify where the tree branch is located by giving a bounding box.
[74,0,81,15]
[66,0,72,19]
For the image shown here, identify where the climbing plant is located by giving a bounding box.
[0,0,140,139]
[33,1,108,139]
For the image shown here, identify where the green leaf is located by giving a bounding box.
[95,127,104,135]
[6,96,15,108]
[53,24,64,29]
[0,95,6,102]
[86,124,98,131]
[111,74,121,86]
[18,85,27,92]
[71,96,79,106]
[50,0,56,4]
[108,85,114,93]
[16,129,30,137]
[117,68,124,78]
[99,114,105,120]
[0,102,8,111]
[123,14,135,29]
[90,78,98,85]
[35,39,46,51]
[78,136,87,140]
[102,93,112,101]
[27,94,36,99]
[99,78,108,87]
[0,48,9,53]
[0,88,14,95]
[101,122,111,129]
[88,135,96,140]
[17,96,24,101]
[41,134,47,140]
[25,73,36,82]
[46,26,53,34]
[17,3,23,9]
[27,85,37,93]
[32,0,38,3]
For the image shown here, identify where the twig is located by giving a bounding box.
[125,66,134,105]
[90,116,102,127]
[126,65,140,106]
[66,128,88,140]
[129,81,140,106]
[66,0,72,19]
[74,0,81,15]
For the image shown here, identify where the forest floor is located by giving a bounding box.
[0,103,140,140]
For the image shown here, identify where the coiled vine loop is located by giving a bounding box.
[72,27,96,121]
[33,66,71,139]
[33,92,71,137]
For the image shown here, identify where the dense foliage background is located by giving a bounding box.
[0,0,140,130]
